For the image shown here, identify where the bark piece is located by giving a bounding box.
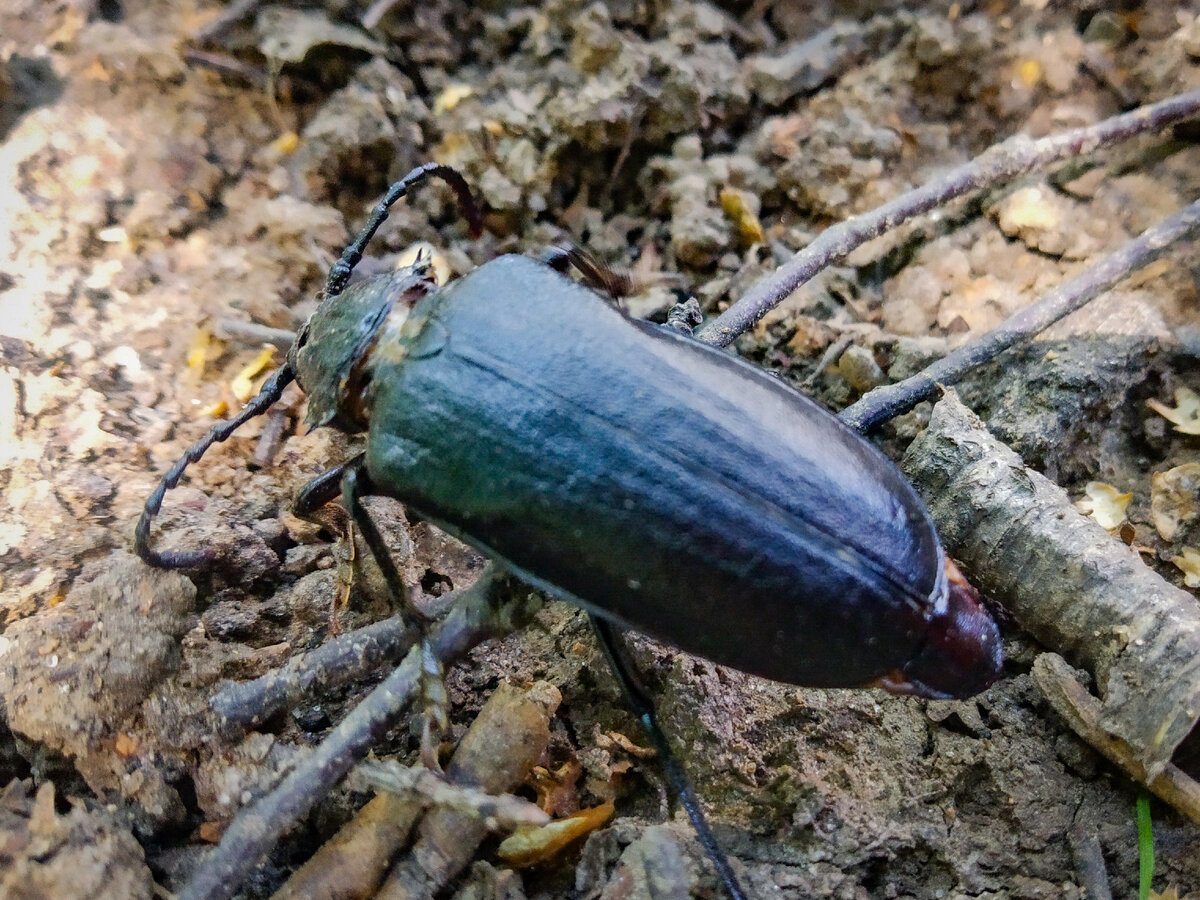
[902,391,1200,778]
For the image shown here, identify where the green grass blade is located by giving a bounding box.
[1136,788,1154,900]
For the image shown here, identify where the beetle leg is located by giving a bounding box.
[341,460,450,770]
[295,454,364,519]
[540,243,634,305]
[590,616,749,900]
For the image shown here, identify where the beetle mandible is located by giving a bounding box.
[137,162,1002,896]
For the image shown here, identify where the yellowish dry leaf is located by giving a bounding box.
[1170,547,1200,588]
[199,399,228,418]
[497,801,614,867]
[1151,463,1200,541]
[231,346,277,403]
[187,326,215,372]
[271,131,300,155]
[1074,481,1132,530]
[719,187,765,246]
[1147,387,1200,435]
[434,83,474,114]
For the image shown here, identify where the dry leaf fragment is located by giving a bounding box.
[1148,886,1189,900]
[256,8,386,64]
[1147,387,1200,435]
[1151,463,1200,541]
[1171,547,1200,588]
[434,84,474,114]
[496,801,614,867]
[1074,481,1132,530]
[231,347,277,403]
[719,188,765,246]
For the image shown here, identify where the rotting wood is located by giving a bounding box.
[902,391,1200,781]
[1034,653,1200,824]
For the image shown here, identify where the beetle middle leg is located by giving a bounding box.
[300,456,450,768]
[590,616,749,900]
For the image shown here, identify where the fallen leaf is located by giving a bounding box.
[256,8,385,64]
[719,187,765,246]
[1074,482,1132,530]
[1147,387,1200,435]
[434,83,474,114]
[1171,548,1200,588]
[231,346,277,403]
[1151,463,1200,541]
[497,801,614,867]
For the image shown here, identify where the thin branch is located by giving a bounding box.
[1032,653,1200,824]
[839,196,1200,433]
[361,0,402,30]
[216,318,297,350]
[192,0,265,43]
[696,86,1200,348]
[211,614,419,734]
[179,568,541,900]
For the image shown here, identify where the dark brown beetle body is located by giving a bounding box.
[292,254,1001,699]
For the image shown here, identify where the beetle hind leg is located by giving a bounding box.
[338,460,450,769]
[591,616,750,900]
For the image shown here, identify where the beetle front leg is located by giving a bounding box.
[340,461,449,770]
[590,616,749,900]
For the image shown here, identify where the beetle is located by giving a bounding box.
[137,163,1002,898]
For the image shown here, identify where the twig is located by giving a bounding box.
[839,197,1200,432]
[180,568,541,900]
[216,318,297,350]
[903,394,1200,780]
[1068,823,1113,900]
[361,0,402,30]
[193,0,266,44]
[351,758,549,830]
[1032,653,1200,824]
[696,87,1200,347]
[373,682,559,899]
[182,50,269,86]
[210,613,418,734]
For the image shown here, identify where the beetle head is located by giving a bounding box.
[879,560,1002,700]
[289,263,438,432]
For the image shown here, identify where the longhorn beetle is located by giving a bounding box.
[137,163,1002,899]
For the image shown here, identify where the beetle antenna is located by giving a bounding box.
[324,162,483,298]
[137,164,481,571]
[135,364,296,568]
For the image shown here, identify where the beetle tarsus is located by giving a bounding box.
[295,454,364,519]
[591,616,751,900]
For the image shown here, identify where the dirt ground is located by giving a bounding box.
[2,1,1200,898]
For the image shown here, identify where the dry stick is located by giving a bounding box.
[192,0,265,43]
[839,197,1200,433]
[216,318,297,351]
[211,613,418,734]
[1033,654,1200,824]
[360,0,400,30]
[179,568,541,900]
[902,394,1200,785]
[696,86,1200,348]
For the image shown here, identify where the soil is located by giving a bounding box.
[2,1,1200,898]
